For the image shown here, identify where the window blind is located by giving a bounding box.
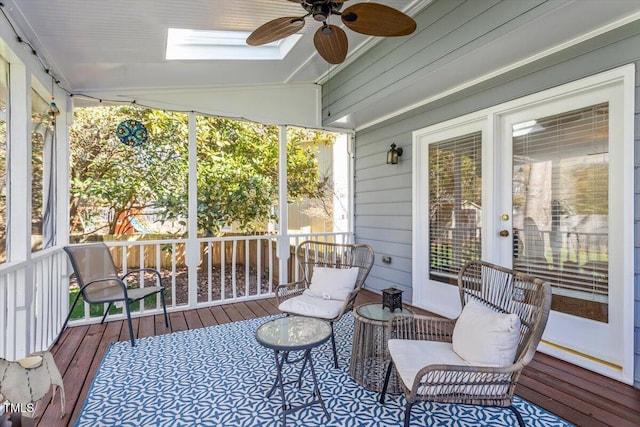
[428,131,482,284]
[512,103,609,322]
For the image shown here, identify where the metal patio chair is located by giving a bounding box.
[379,260,552,427]
[57,243,170,346]
[275,240,375,368]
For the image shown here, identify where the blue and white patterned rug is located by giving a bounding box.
[76,313,573,426]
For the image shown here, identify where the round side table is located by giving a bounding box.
[349,303,413,393]
[256,316,332,426]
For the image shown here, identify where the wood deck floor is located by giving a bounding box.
[30,290,640,427]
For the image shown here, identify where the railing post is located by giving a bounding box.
[277,125,289,285]
[186,112,199,307]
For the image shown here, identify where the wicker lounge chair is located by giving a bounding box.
[379,260,552,427]
[275,240,375,368]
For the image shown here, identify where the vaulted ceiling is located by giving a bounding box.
[2,1,639,130]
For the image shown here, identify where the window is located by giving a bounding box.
[428,131,482,283]
[512,103,609,322]
[166,29,301,60]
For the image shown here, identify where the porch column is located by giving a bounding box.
[277,125,289,285]
[186,112,199,307]
[7,62,31,359]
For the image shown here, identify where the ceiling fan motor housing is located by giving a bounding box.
[302,1,344,22]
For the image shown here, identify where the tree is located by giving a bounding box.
[162,117,333,236]
[69,106,188,235]
[69,106,333,237]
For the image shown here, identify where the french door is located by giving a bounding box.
[413,66,634,383]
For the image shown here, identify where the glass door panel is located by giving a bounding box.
[512,103,609,323]
[499,80,631,383]
[429,131,482,285]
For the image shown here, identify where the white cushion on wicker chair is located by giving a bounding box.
[388,339,512,397]
[278,293,345,319]
[452,299,521,367]
[306,266,359,301]
[388,340,468,391]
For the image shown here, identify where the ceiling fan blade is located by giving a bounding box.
[314,25,348,64]
[246,16,305,46]
[341,3,416,37]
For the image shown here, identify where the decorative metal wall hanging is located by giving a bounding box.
[116,119,148,147]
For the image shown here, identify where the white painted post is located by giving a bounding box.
[186,113,199,307]
[277,126,289,285]
[56,93,72,334]
[8,62,32,358]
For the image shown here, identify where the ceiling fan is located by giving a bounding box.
[246,0,417,64]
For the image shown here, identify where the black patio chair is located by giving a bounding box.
[56,243,170,346]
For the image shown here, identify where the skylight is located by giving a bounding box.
[166,28,301,60]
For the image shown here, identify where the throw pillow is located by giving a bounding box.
[306,266,359,301]
[452,299,521,367]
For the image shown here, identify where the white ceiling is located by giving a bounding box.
[2,1,640,130]
[2,0,428,91]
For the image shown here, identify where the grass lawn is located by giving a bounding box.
[68,288,157,320]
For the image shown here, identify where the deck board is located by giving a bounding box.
[184,309,204,330]
[196,307,217,327]
[221,303,244,322]
[32,290,640,427]
[210,305,233,324]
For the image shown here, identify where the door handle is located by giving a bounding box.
[499,230,509,237]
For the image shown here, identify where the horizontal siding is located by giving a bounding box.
[356,174,410,193]
[356,188,411,205]
[356,202,412,217]
[340,13,640,384]
[323,0,554,120]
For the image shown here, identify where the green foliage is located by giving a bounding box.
[70,106,333,237]
[69,106,188,235]
[569,164,608,215]
[428,141,481,206]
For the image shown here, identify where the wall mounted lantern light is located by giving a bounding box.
[387,143,403,164]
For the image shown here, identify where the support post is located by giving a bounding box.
[277,125,289,286]
[186,113,199,307]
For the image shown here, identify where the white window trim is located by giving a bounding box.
[412,115,488,319]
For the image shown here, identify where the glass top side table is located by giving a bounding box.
[356,303,412,322]
[256,316,332,351]
[256,316,332,427]
[349,303,413,393]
